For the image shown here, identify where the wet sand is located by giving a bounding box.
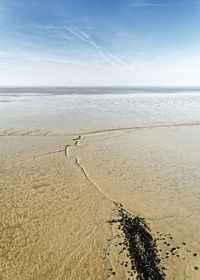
[1,125,200,279]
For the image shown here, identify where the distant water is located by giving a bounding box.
[0,87,200,134]
[1,86,200,96]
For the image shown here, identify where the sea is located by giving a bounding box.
[0,87,200,134]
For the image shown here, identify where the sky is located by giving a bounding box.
[1,0,200,86]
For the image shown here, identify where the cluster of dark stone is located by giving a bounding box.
[108,202,166,280]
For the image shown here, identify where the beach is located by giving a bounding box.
[1,88,200,279]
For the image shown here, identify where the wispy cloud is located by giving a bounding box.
[35,24,130,69]
[65,25,130,69]
[0,49,85,66]
[45,25,128,69]
[129,1,179,7]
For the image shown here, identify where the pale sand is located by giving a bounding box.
[0,126,200,279]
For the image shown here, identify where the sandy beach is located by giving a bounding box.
[1,90,200,279]
[1,123,200,280]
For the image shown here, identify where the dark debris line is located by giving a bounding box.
[108,202,166,280]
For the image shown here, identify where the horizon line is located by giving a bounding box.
[1,85,200,88]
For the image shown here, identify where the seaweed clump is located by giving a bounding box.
[108,203,166,280]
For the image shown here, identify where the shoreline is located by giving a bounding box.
[1,120,200,137]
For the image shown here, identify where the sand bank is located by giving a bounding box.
[0,125,200,279]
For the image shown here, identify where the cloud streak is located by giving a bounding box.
[63,25,128,69]
[129,1,182,7]
[0,50,86,66]
[36,24,130,70]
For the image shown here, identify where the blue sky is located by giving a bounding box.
[1,0,200,86]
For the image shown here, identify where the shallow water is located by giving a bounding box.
[0,87,200,133]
